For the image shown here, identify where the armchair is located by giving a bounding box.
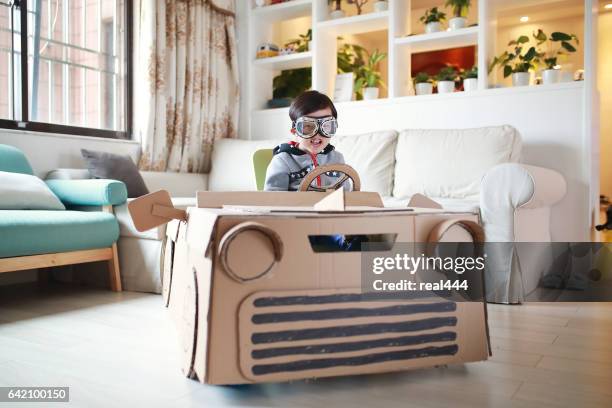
[0,144,127,291]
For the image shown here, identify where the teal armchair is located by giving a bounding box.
[0,144,127,291]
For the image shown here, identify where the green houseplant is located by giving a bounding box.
[413,72,433,95]
[533,29,579,84]
[461,65,478,91]
[436,66,458,93]
[354,49,387,100]
[489,35,542,87]
[285,29,312,52]
[445,0,470,30]
[420,7,446,33]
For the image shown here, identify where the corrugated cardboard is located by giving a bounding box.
[132,190,490,385]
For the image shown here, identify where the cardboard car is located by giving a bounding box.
[128,166,490,385]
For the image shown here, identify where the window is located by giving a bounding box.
[0,0,131,138]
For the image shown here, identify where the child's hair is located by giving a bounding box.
[289,90,338,122]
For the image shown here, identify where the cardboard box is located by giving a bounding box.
[131,190,490,385]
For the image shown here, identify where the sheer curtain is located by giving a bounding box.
[133,0,239,173]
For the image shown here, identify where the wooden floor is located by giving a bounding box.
[0,284,611,408]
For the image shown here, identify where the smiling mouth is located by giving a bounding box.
[310,138,323,148]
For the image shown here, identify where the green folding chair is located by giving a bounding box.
[253,149,273,191]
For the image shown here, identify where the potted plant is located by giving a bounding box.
[328,0,345,19]
[533,29,579,85]
[420,7,446,34]
[436,66,458,93]
[373,0,388,12]
[489,35,542,87]
[285,29,312,53]
[445,0,470,30]
[413,72,433,95]
[461,65,478,91]
[347,0,369,15]
[354,49,387,100]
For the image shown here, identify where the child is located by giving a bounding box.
[265,90,361,251]
[264,90,348,192]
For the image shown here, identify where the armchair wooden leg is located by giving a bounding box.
[108,242,122,292]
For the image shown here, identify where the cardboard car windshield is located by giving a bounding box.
[129,165,490,385]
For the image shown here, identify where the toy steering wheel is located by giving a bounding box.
[298,164,361,192]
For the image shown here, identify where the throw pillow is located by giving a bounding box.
[0,171,65,210]
[81,149,149,198]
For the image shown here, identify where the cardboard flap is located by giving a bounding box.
[128,190,187,232]
[185,208,220,258]
[407,193,443,209]
[196,191,383,208]
[313,189,345,211]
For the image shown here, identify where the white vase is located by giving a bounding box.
[449,17,467,30]
[463,77,478,92]
[512,72,531,87]
[415,82,433,95]
[374,1,388,12]
[308,40,313,51]
[254,0,266,7]
[437,80,455,94]
[330,9,345,19]
[542,69,561,85]
[425,22,442,33]
[363,87,380,100]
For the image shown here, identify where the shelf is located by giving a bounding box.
[316,11,389,35]
[253,52,313,70]
[395,26,479,53]
[251,0,312,22]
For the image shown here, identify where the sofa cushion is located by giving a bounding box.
[0,144,34,175]
[81,149,150,198]
[333,130,398,196]
[0,171,65,210]
[208,138,285,191]
[0,210,119,257]
[393,126,522,200]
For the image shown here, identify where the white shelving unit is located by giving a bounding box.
[246,0,494,117]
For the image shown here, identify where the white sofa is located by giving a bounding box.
[48,125,566,303]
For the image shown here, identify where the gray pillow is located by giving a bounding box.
[81,149,149,198]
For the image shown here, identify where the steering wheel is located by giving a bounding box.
[298,164,361,192]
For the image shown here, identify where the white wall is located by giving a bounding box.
[250,82,589,241]
[0,129,140,178]
[598,11,612,199]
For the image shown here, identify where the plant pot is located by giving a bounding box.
[512,72,531,87]
[449,17,467,30]
[542,69,561,85]
[254,0,266,7]
[374,1,388,12]
[308,40,313,51]
[330,9,346,19]
[425,22,442,33]
[463,78,478,92]
[437,80,455,94]
[363,87,380,100]
[415,82,433,95]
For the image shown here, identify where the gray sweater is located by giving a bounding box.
[264,142,348,191]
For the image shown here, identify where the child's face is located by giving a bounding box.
[295,107,333,155]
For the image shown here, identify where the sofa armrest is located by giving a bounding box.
[46,179,128,206]
[480,163,566,241]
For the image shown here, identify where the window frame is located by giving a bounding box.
[0,0,132,139]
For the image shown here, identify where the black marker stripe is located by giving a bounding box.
[252,344,459,375]
[251,316,457,344]
[252,331,457,359]
[253,292,450,307]
[252,302,456,324]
